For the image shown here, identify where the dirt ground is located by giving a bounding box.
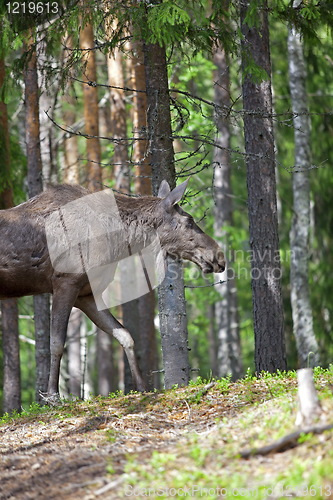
[1,378,332,500]
[0,387,240,500]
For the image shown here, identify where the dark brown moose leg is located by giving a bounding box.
[75,294,146,392]
[46,285,79,402]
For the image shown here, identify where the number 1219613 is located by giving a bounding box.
[6,2,59,14]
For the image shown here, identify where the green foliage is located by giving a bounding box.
[146,2,192,45]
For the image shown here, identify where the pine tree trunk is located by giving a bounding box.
[240,1,287,373]
[287,5,319,368]
[80,22,102,192]
[63,35,80,185]
[80,22,114,396]
[143,41,190,389]
[107,45,130,193]
[106,40,141,393]
[213,47,243,381]
[0,57,21,414]
[24,34,51,402]
[132,40,159,390]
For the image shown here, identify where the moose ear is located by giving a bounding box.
[157,180,171,198]
[163,178,189,212]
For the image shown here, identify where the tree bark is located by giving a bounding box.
[67,307,82,398]
[80,22,114,396]
[80,22,102,192]
[107,45,130,193]
[37,34,57,188]
[62,35,80,185]
[143,41,190,389]
[240,1,287,373]
[106,36,141,393]
[0,57,21,415]
[287,6,320,368]
[132,40,159,390]
[24,34,51,403]
[206,303,218,378]
[213,47,243,381]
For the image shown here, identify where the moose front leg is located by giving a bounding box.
[75,294,146,392]
[46,285,79,402]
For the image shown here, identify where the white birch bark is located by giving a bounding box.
[288,5,320,367]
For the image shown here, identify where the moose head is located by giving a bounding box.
[156,178,225,274]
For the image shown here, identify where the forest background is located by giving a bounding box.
[0,0,332,413]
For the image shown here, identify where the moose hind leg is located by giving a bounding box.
[75,295,146,392]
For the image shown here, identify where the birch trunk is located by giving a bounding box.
[240,1,287,373]
[37,34,57,188]
[213,47,243,381]
[67,308,82,398]
[0,57,21,414]
[24,33,51,403]
[287,8,320,368]
[143,41,190,389]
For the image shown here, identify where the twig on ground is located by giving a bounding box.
[202,381,216,396]
[240,423,333,459]
[94,475,125,496]
[184,399,191,422]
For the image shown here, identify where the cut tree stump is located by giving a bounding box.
[295,368,322,427]
[240,368,330,459]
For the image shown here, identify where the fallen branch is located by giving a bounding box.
[240,422,333,459]
[201,381,216,396]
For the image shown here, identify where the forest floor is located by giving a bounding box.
[1,369,333,500]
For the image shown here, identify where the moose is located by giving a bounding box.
[0,178,225,401]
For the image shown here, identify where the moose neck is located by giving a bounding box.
[115,194,165,247]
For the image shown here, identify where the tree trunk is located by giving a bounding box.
[1,300,20,414]
[63,35,80,185]
[132,40,159,390]
[24,34,51,402]
[240,1,287,373]
[0,57,21,415]
[81,22,114,397]
[67,307,82,398]
[213,47,243,381]
[37,34,57,188]
[287,6,320,368]
[80,22,102,192]
[206,303,218,378]
[143,41,190,389]
[61,34,84,396]
[106,39,141,393]
[107,45,130,193]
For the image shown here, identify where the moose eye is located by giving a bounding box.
[186,217,194,228]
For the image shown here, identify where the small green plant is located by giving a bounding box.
[105,428,118,443]
[216,374,232,392]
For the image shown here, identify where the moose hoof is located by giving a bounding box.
[39,391,60,407]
